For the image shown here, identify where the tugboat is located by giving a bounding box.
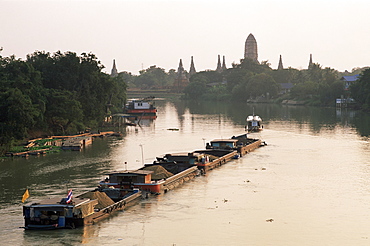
[23,188,142,230]
[245,111,263,132]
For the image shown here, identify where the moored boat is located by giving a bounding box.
[124,96,157,117]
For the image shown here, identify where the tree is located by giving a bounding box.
[231,80,249,101]
[290,80,318,99]
[225,69,251,92]
[0,88,39,143]
[134,66,171,89]
[246,73,279,99]
[184,75,208,100]
[350,68,370,110]
[45,89,83,134]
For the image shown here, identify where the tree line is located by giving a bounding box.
[124,58,369,110]
[126,58,370,110]
[183,59,361,106]
[0,50,126,154]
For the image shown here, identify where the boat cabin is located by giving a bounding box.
[246,115,263,132]
[105,170,153,185]
[209,139,238,149]
[164,152,200,165]
[23,197,98,229]
[127,100,154,110]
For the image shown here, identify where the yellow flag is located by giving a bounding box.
[22,189,30,203]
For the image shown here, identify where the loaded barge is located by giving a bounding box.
[23,133,265,229]
[100,133,265,193]
[23,188,142,230]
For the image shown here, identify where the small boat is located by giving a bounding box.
[124,96,157,117]
[245,113,263,132]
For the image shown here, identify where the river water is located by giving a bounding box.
[1,99,370,246]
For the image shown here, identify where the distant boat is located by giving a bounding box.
[245,112,263,132]
[124,96,157,118]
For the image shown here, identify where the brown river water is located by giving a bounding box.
[0,100,370,246]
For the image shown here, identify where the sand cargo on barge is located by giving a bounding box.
[23,189,142,230]
[99,165,200,194]
[100,134,264,193]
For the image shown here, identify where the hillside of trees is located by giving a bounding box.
[0,50,127,154]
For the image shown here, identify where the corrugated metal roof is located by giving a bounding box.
[279,83,294,89]
[341,74,359,82]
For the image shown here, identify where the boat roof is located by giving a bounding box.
[164,152,201,157]
[107,170,153,176]
[246,115,262,121]
[24,197,91,207]
[210,139,238,143]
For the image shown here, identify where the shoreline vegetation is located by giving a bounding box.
[0,51,127,155]
[3,131,122,158]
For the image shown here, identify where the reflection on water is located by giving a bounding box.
[0,100,370,245]
[180,100,370,137]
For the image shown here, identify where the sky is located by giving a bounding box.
[1,0,370,75]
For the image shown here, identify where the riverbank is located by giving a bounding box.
[4,131,122,158]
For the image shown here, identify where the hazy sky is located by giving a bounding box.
[2,0,370,75]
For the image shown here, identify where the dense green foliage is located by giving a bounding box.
[0,51,127,152]
[123,66,176,89]
[350,68,370,111]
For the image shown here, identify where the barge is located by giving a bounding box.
[99,165,200,194]
[207,134,264,156]
[23,188,142,230]
[100,134,264,191]
[23,133,265,229]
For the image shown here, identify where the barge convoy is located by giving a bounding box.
[23,133,265,230]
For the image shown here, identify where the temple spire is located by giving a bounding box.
[244,33,258,63]
[174,58,189,93]
[176,58,187,81]
[111,59,118,77]
[222,56,227,71]
[189,56,196,76]
[216,55,222,73]
[308,54,313,69]
[278,55,284,70]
